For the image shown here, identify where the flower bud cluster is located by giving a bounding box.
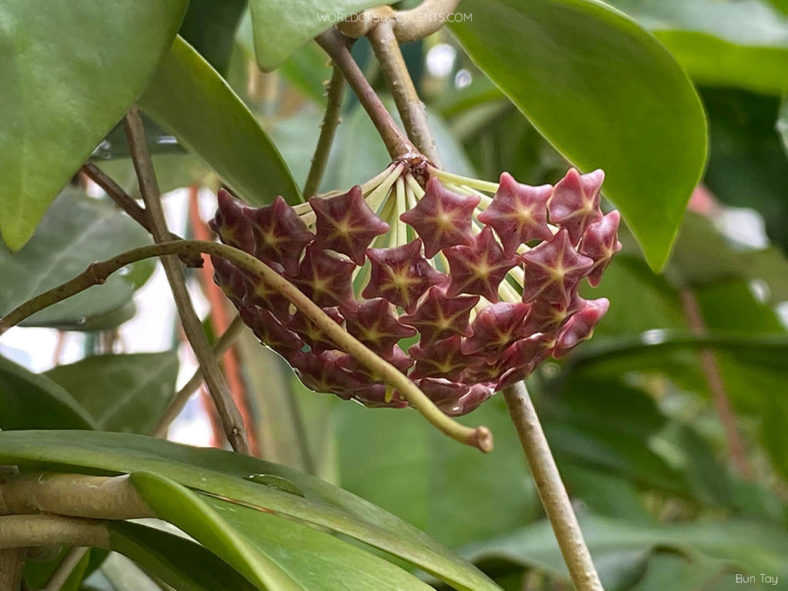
[210,165,620,416]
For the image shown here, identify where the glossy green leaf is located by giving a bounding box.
[334,396,538,549]
[139,36,301,206]
[0,430,497,591]
[0,0,187,250]
[248,0,394,71]
[451,0,708,270]
[45,352,178,434]
[131,471,434,590]
[462,514,788,588]
[0,189,154,330]
[180,0,247,74]
[607,0,788,95]
[0,356,95,430]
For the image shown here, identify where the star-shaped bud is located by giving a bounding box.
[462,302,530,359]
[341,298,416,353]
[240,305,303,355]
[249,195,314,276]
[496,334,555,390]
[241,270,292,318]
[287,307,344,352]
[415,378,469,410]
[310,186,389,265]
[521,229,593,306]
[553,298,609,358]
[288,350,367,398]
[409,336,468,381]
[460,356,506,385]
[292,246,355,308]
[444,226,519,302]
[352,383,409,409]
[477,172,553,255]
[363,239,446,312]
[400,287,478,346]
[211,189,256,253]
[579,211,622,287]
[400,178,479,257]
[548,168,604,244]
[521,294,583,338]
[211,256,249,308]
[453,384,494,416]
[341,344,414,379]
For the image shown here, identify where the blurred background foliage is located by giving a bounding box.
[1,0,787,589]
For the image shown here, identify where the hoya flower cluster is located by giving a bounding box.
[210,163,620,416]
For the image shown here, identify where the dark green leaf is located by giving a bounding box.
[0,356,95,430]
[0,0,188,249]
[248,0,394,71]
[45,352,178,434]
[109,522,257,591]
[180,0,247,74]
[779,97,788,154]
[139,36,301,206]
[607,0,788,94]
[0,189,154,330]
[451,0,707,270]
[0,430,497,591]
[131,471,434,590]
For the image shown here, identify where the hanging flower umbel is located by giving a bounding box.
[210,162,621,416]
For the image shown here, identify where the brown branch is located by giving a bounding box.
[503,382,603,591]
[124,105,250,455]
[0,240,492,452]
[368,20,440,164]
[339,0,461,42]
[304,64,346,198]
[680,290,754,479]
[0,515,109,551]
[315,28,419,160]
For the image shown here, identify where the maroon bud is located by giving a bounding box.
[341,298,416,353]
[250,195,314,276]
[444,226,519,302]
[462,301,530,359]
[409,335,469,381]
[363,239,446,312]
[210,189,257,254]
[521,229,593,307]
[579,211,622,287]
[548,168,604,244]
[521,294,583,337]
[240,305,303,355]
[292,245,356,308]
[400,178,479,257]
[496,334,555,390]
[310,186,389,265]
[415,378,469,410]
[288,350,367,398]
[287,307,344,352]
[400,286,478,346]
[478,172,553,256]
[553,298,609,357]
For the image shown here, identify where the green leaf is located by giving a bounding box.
[109,522,257,591]
[45,352,178,434]
[462,514,788,588]
[451,0,708,271]
[131,471,434,590]
[334,397,539,549]
[779,97,788,155]
[179,0,247,74]
[606,0,788,95]
[139,36,301,206]
[248,0,394,71]
[0,430,497,591]
[0,0,188,250]
[0,355,95,430]
[0,189,154,330]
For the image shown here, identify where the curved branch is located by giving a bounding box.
[0,240,493,452]
[0,515,109,551]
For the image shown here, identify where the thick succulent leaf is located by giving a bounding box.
[0,189,154,330]
[131,472,434,590]
[248,0,394,71]
[461,514,788,586]
[0,356,95,430]
[451,0,708,271]
[0,0,188,250]
[139,36,301,206]
[0,430,497,591]
[45,353,178,434]
[607,0,788,95]
[179,0,247,74]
